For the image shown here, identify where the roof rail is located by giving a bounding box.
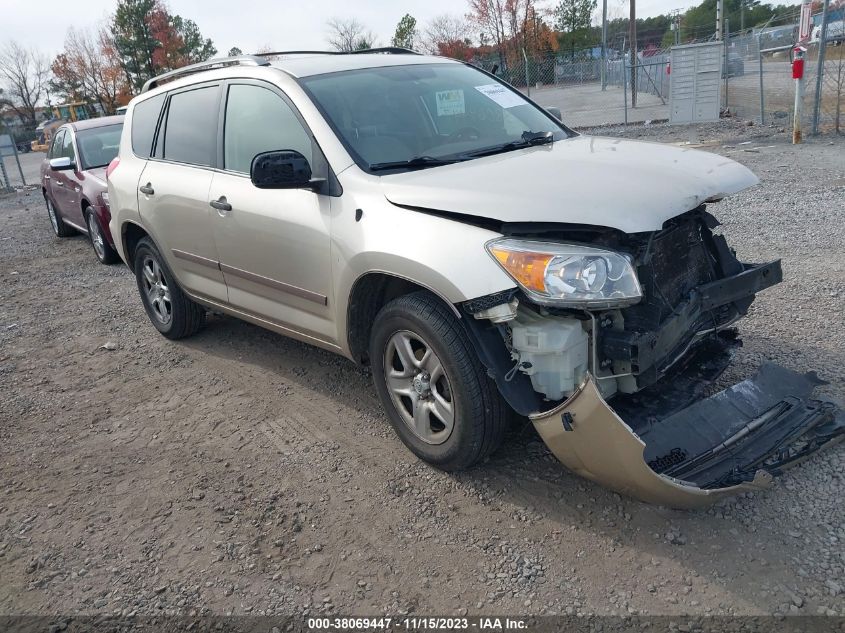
[252,47,421,58]
[141,55,270,93]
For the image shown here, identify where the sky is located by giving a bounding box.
[0,0,701,60]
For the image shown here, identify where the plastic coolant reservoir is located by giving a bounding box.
[510,310,589,401]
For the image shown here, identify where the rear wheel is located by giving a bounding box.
[85,207,119,265]
[46,196,74,238]
[370,291,508,471]
[134,237,205,339]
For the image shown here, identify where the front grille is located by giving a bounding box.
[597,211,749,390]
[623,216,718,331]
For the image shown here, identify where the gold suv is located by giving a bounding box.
[108,50,843,507]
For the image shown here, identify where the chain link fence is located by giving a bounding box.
[485,3,843,135]
[484,48,672,128]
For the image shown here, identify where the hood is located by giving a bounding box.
[85,167,107,186]
[380,136,758,234]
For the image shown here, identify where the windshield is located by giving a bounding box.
[300,63,568,172]
[76,124,123,170]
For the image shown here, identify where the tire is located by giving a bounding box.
[85,206,119,265]
[133,237,205,340]
[45,195,75,238]
[370,291,508,471]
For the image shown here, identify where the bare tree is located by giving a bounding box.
[0,41,49,127]
[326,17,376,52]
[420,14,471,55]
[51,27,126,115]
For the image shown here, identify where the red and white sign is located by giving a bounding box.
[799,1,813,42]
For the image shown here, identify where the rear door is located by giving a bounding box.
[137,82,228,304]
[208,80,334,342]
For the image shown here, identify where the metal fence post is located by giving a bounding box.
[10,139,25,187]
[812,0,830,135]
[758,33,765,125]
[623,58,629,126]
[724,19,730,111]
[522,48,531,97]
[0,157,11,193]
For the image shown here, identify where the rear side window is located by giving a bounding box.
[162,86,219,167]
[223,84,313,174]
[131,94,164,158]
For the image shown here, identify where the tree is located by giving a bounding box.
[0,41,49,128]
[111,0,157,92]
[467,0,508,65]
[50,27,127,115]
[555,0,597,56]
[392,14,418,49]
[467,0,550,68]
[228,47,243,57]
[111,0,216,94]
[421,14,472,57]
[326,18,376,52]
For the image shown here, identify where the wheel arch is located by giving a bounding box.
[121,220,152,273]
[345,271,461,366]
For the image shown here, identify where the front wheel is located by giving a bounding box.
[370,291,508,471]
[133,237,205,339]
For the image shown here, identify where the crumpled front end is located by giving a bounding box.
[462,208,845,508]
[530,345,843,509]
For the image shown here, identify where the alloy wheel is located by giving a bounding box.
[88,213,106,260]
[46,199,59,235]
[383,330,455,445]
[141,255,172,325]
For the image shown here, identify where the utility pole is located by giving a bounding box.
[670,9,682,46]
[601,0,608,90]
[740,0,745,32]
[716,0,723,40]
[630,0,637,108]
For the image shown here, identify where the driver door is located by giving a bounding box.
[208,81,335,344]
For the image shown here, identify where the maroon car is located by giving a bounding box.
[41,115,124,264]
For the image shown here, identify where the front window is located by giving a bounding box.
[76,124,123,169]
[223,83,312,173]
[300,63,568,172]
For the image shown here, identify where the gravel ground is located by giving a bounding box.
[1,121,843,622]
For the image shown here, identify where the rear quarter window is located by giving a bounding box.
[131,94,165,158]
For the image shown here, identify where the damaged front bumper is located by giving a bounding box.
[530,340,844,509]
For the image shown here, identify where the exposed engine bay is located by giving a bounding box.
[462,207,844,507]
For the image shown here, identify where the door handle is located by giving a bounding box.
[55,180,64,187]
[44,175,50,180]
[209,197,232,213]
[139,183,154,195]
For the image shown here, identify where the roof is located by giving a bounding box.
[69,115,125,131]
[269,53,457,78]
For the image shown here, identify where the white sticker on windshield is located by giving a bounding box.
[435,90,465,116]
[474,83,525,108]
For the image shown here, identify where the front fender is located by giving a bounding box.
[331,189,516,356]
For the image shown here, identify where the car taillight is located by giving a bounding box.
[106,157,120,180]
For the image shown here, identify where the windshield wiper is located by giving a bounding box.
[460,130,554,159]
[369,156,459,172]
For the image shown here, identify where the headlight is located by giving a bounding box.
[486,238,642,308]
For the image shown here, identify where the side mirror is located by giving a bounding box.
[49,157,74,171]
[250,150,316,189]
[545,106,562,121]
